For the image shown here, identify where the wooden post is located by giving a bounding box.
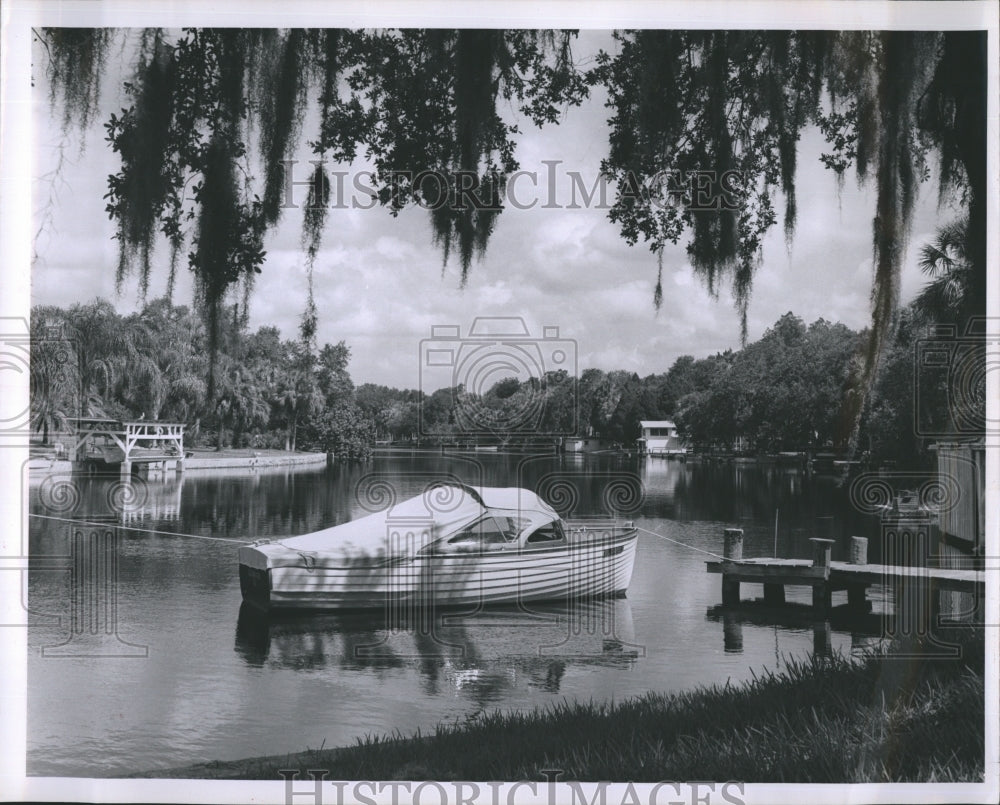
[846,536,870,613]
[812,620,833,656]
[723,611,743,653]
[724,528,744,560]
[810,538,834,614]
[812,585,832,613]
[763,583,786,605]
[722,528,743,606]
[722,577,740,606]
[810,537,834,568]
[849,536,868,565]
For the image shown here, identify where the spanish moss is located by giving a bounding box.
[41,27,113,134]
[257,30,309,226]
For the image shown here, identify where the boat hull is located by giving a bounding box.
[240,530,638,613]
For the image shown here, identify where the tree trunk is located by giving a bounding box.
[216,420,225,451]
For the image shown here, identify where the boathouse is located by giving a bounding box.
[934,440,985,554]
[638,420,687,456]
[565,436,606,453]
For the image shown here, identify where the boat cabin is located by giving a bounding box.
[427,513,568,554]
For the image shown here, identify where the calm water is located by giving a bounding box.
[28,453,893,777]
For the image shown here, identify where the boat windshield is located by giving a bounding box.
[445,515,528,549]
[524,520,566,544]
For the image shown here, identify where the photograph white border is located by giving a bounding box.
[2,2,997,803]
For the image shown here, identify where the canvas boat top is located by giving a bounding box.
[244,485,562,563]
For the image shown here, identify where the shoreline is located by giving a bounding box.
[26,449,327,480]
[127,632,984,782]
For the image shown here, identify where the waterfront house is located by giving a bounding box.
[565,436,606,453]
[638,420,687,456]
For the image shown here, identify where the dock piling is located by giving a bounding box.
[849,536,868,565]
[763,583,786,605]
[723,528,744,560]
[847,536,872,612]
[809,538,834,613]
[722,612,743,653]
[721,528,744,606]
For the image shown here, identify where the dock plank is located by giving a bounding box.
[706,559,828,584]
[707,558,985,593]
[829,561,985,592]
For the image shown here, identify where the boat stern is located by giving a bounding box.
[238,544,273,612]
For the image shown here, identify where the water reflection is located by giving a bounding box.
[706,603,886,658]
[235,598,641,700]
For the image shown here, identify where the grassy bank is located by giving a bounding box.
[140,632,985,782]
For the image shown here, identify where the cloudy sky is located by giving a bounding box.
[30,29,958,392]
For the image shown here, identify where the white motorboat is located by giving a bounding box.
[238,484,638,613]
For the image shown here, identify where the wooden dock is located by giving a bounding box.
[706,528,986,616]
[67,417,186,478]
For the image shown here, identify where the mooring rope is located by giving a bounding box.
[29,514,752,558]
[634,524,745,563]
[28,513,246,544]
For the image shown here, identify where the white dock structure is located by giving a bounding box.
[68,417,186,477]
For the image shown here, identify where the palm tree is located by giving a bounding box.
[212,360,271,451]
[133,301,208,422]
[914,217,981,327]
[63,299,148,416]
[228,371,270,449]
[276,363,324,452]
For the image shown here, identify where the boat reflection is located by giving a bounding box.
[235,598,642,698]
